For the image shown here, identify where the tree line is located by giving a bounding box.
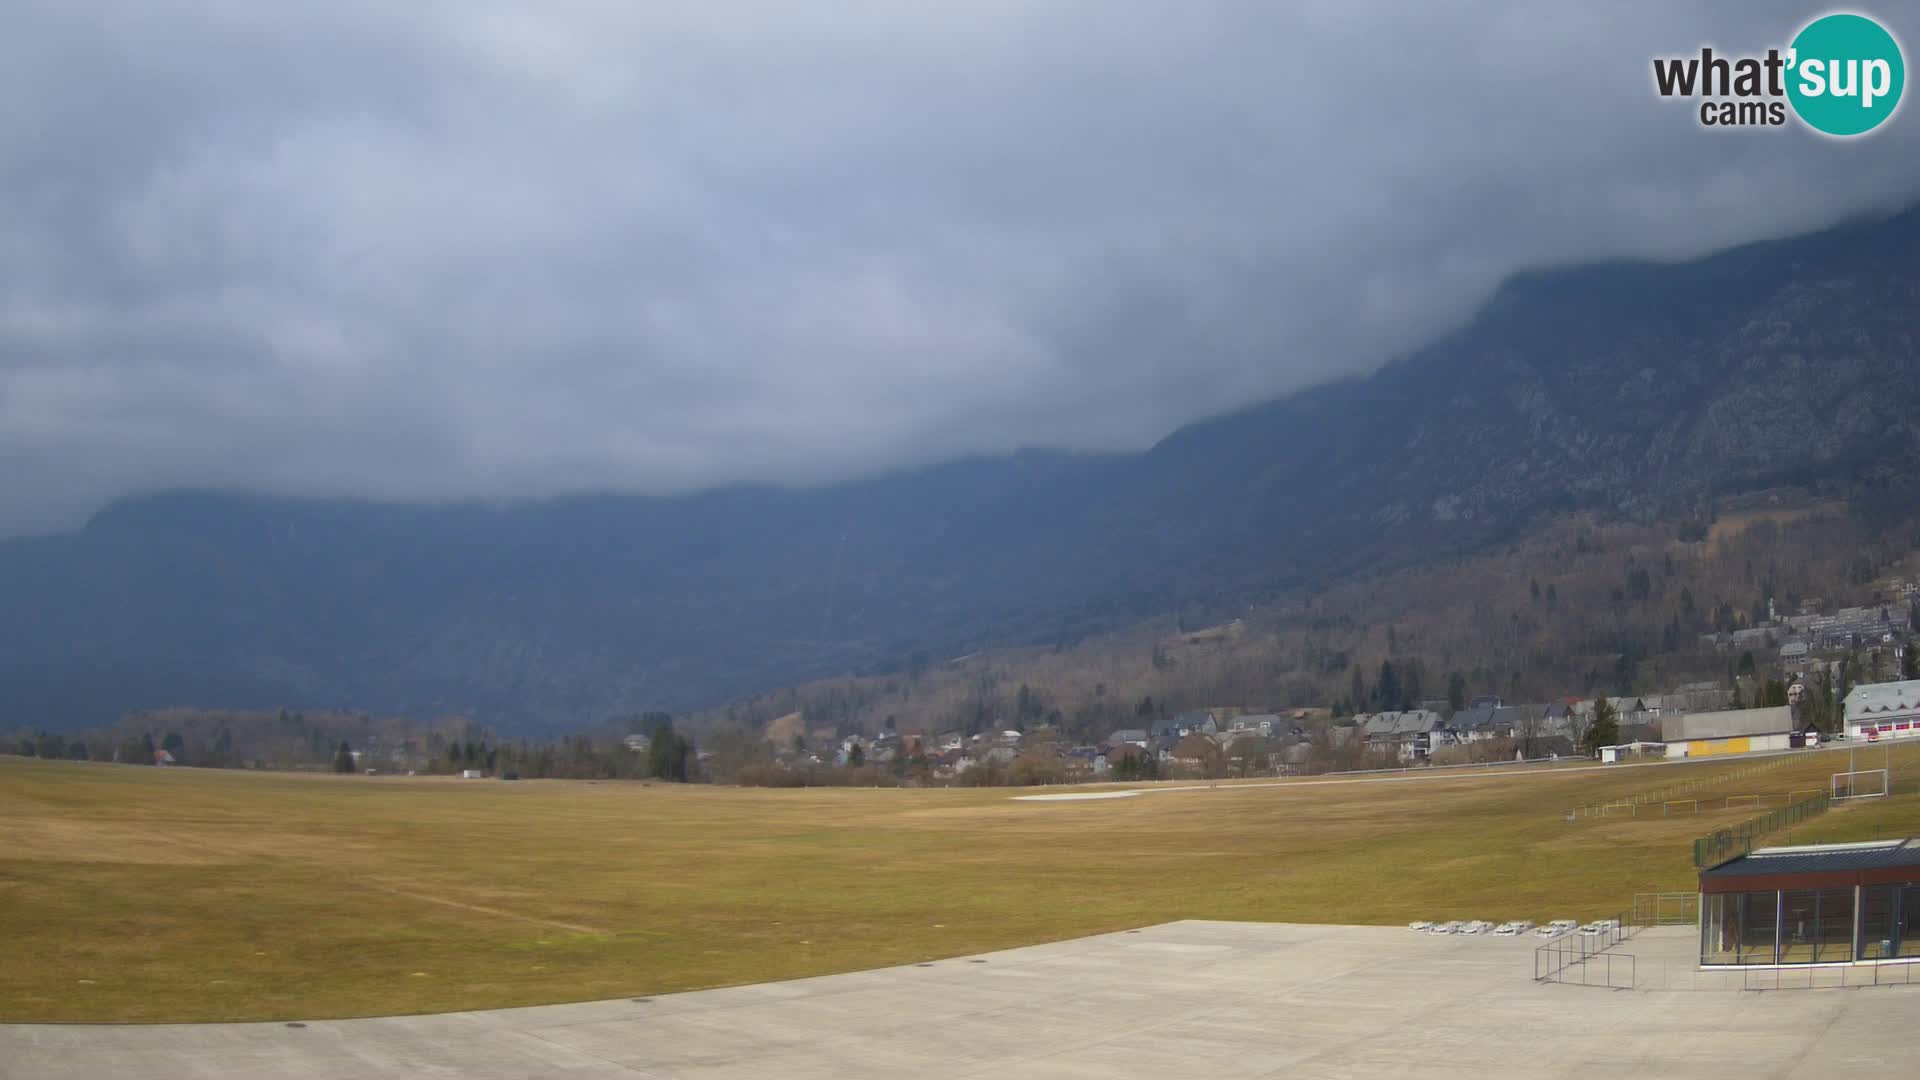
[5,714,702,784]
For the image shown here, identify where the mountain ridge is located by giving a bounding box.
[6,203,1919,731]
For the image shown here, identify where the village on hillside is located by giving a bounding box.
[750,587,1920,786]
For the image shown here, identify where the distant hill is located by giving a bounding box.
[5,205,1919,732]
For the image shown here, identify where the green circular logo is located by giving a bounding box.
[1787,13,1905,136]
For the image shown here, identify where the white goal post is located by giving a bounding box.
[1831,769,1891,801]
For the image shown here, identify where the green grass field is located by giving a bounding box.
[2,747,1915,1022]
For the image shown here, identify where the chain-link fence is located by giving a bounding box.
[1692,792,1831,867]
[1613,954,1920,991]
[1533,895,1920,991]
[1632,892,1698,927]
[1534,914,1635,986]
[1565,755,1796,820]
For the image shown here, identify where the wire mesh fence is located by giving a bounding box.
[1565,755,1796,820]
[1566,791,1841,821]
[1533,914,1636,987]
[1691,792,1831,867]
[1535,945,1636,989]
[1632,892,1698,927]
[1740,961,1919,990]
[1532,894,1920,992]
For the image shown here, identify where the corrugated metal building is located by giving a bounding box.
[1661,705,1794,758]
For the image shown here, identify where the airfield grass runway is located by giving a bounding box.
[1,746,1913,1022]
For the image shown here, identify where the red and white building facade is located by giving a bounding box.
[1843,678,1920,743]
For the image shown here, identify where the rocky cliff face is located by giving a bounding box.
[5,206,1918,731]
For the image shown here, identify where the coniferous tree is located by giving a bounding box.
[1813,670,1837,733]
[646,723,693,781]
[333,740,356,773]
[1372,661,1403,712]
[1584,697,1619,756]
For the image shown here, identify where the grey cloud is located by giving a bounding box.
[3,1,1919,534]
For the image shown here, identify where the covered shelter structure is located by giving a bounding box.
[1699,839,1920,967]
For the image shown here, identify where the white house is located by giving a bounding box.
[1599,741,1665,764]
[1228,713,1280,736]
[1843,679,1920,743]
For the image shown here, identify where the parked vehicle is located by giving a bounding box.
[1493,920,1534,936]
[1408,921,1434,931]
[1430,921,1462,934]
[1536,920,1578,937]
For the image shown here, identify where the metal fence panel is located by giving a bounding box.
[1693,793,1830,867]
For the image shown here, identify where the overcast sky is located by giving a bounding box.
[3,2,1918,536]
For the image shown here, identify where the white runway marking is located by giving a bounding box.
[1008,745,1850,802]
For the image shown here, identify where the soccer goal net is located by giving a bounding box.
[1831,769,1891,801]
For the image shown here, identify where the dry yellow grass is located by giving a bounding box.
[1,746,1912,1022]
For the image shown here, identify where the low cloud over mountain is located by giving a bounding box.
[4,2,1919,535]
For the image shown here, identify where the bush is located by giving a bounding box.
[1007,754,1070,786]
